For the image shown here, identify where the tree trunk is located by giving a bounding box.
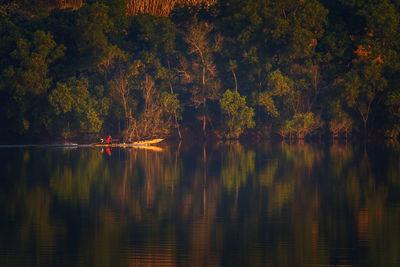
[203,116,207,137]
[202,94,207,137]
[363,120,368,139]
[203,144,207,216]
[232,69,238,93]
[175,113,182,139]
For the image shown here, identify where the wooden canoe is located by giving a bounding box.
[131,138,164,145]
[94,138,164,147]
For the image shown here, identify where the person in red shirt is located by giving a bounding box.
[106,136,111,144]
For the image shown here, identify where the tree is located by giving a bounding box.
[279,112,322,140]
[116,14,181,140]
[329,100,353,139]
[49,77,110,137]
[75,2,119,72]
[126,14,178,96]
[1,30,65,134]
[278,0,328,115]
[109,57,138,130]
[337,0,398,138]
[385,89,400,139]
[180,20,222,136]
[119,68,164,141]
[227,60,238,92]
[220,89,255,139]
[218,0,329,138]
[257,70,294,118]
[161,92,183,139]
[4,30,65,96]
[343,62,387,137]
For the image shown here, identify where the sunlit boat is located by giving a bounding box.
[94,138,164,147]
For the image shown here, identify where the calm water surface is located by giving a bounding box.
[0,142,400,266]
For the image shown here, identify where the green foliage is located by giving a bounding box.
[329,100,354,138]
[160,92,183,137]
[343,62,387,134]
[257,92,278,118]
[386,90,400,108]
[344,63,387,107]
[99,0,129,29]
[76,2,112,54]
[74,1,126,73]
[161,92,182,121]
[221,143,255,192]
[386,90,400,118]
[49,77,110,135]
[385,124,400,139]
[130,14,177,57]
[267,70,294,96]
[287,0,328,59]
[385,90,400,139]
[0,30,65,134]
[4,30,65,96]
[280,112,321,139]
[220,89,255,139]
[257,70,294,118]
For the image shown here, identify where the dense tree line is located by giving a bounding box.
[127,0,216,17]
[1,0,400,142]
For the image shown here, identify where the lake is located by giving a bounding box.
[0,141,399,266]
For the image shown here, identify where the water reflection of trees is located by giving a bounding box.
[220,142,255,197]
[0,143,399,266]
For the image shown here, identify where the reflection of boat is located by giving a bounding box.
[101,145,163,152]
[131,145,163,152]
[62,143,79,147]
[94,139,164,147]
[61,143,79,149]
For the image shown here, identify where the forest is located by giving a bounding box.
[1,0,400,142]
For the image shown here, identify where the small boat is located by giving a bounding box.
[94,138,164,147]
[131,138,164,145]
